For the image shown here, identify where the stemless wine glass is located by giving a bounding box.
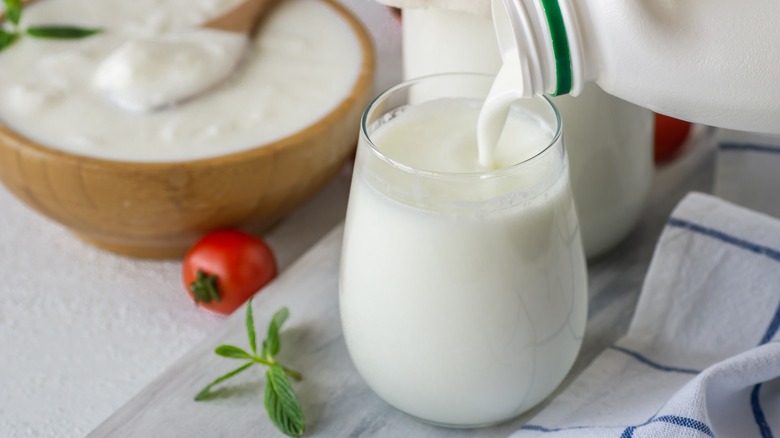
[339,73,587,428]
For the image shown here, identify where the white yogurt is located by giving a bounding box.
[340,94,587,426]
[93,29,248,112]
[0,0,363,161]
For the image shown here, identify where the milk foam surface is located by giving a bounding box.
[378,98,551,174]
[340,97,587,426]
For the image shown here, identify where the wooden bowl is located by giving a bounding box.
[0,0,375,259]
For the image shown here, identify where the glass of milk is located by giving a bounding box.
[340,73,588,427]
[397,4,654,259]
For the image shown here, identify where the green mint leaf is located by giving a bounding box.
[0,29,18,52]
[264,364,304,437]
[26,25,101,39]
[215,345,253,360]
[262,306,289,358]
[246,298,257,356]
[3,0,22,26]
[2,0,21,13]
[194,361,254,401]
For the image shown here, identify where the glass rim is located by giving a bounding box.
[359,72,563,180]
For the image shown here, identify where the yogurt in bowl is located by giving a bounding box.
[0,0,376,257]
[0,0,367,162]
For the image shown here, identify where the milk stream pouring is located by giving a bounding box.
[494,0,780,133]
[394,3,653,257]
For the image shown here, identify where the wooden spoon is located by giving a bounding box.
[204,0,279,34]
[93,0,280,112]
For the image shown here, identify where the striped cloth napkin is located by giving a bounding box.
[714,129,780,220]
[511,192,780,438]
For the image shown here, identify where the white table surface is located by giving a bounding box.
[0,2,402,436]
[0,2,721,436]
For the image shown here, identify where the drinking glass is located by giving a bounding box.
[339,73,587,427]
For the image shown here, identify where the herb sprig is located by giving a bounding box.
[196,299,305,437]
[1,0,100,53]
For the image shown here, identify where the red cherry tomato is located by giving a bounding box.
[183,230,277,316]
[654,113,693,163]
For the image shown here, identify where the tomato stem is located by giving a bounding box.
[190,270,222,304]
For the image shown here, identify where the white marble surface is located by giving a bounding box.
[0,166,353,437]
[89,129,717,436]
[0,2,402,436]
[0,2,722,436]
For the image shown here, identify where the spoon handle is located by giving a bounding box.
[203,0,279,34]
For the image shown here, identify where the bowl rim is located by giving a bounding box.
[0,0,376,170]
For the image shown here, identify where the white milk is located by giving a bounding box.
[0,0,362,161]
[340,95,587,426]
[479,48,653,256]
[477,47,526,168]
[393,3,653,258]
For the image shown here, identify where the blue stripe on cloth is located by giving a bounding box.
[667,217,780,262]
[609,346,701,375]
[719,142,780,155]
[759,302,780,345]
[621,416,715,438]
[667,217,779,437]
[751,384,774,438]
[520,424,596,433]
[523,219,778,438]
[523,415,714,437]
[667,217,780,345]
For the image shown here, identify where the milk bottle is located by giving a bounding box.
[340,73,587,426]
[388,1,653,257]
[493,0,780,133]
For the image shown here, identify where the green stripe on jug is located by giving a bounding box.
[540,0,572,95]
